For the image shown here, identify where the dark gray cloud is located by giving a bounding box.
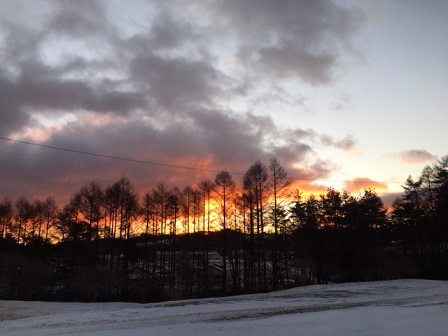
[0,71,30,134]
[0,0,365,203]
[148,13,197,50]
[0,62,146,135]
[213,0,364,84]
[48,0,107,37]
[320,134,356,151]
[0,109,346,202]
[130,54,222,111]
[256,45,335,84]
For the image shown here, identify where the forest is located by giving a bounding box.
[0,156,447,303]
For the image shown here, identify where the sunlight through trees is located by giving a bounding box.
[1,156,447,302]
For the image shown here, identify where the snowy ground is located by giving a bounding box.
[1,279,447,336]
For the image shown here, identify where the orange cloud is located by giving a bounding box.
[288,179,331,199]
[343,177,388,194]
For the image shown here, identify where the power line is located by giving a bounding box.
[0,135,242,175]
[0,136,404,184]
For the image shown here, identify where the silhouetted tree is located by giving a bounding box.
[167,187,181,292]
[320,188,344,228]
[268,157,290,290]
[243,160,269,291]
[56,201,92,242]
[0,198,14,239]
[215,170,236,293]
[3,154,448,303]
[77,182,104,242]
[198,179,214,295]
[433,156,448,232]
[151,183,171,292]
[42,196,58,242]
[14,197,32,244]
[430,155,448,277]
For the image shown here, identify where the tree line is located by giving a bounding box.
[0,156,447,302]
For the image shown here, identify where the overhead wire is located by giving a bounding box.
[0,136,243,175]
[0,136,404,184]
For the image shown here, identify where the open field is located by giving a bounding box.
[1,279,447,335]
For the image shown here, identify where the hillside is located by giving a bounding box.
[1,279,447,335]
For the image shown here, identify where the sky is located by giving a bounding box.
[0,0,447,206]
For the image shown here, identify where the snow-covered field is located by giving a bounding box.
[1,279,447,336]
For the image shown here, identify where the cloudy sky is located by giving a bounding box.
[0,0,447,205]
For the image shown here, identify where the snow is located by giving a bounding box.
[1,279,447,336]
